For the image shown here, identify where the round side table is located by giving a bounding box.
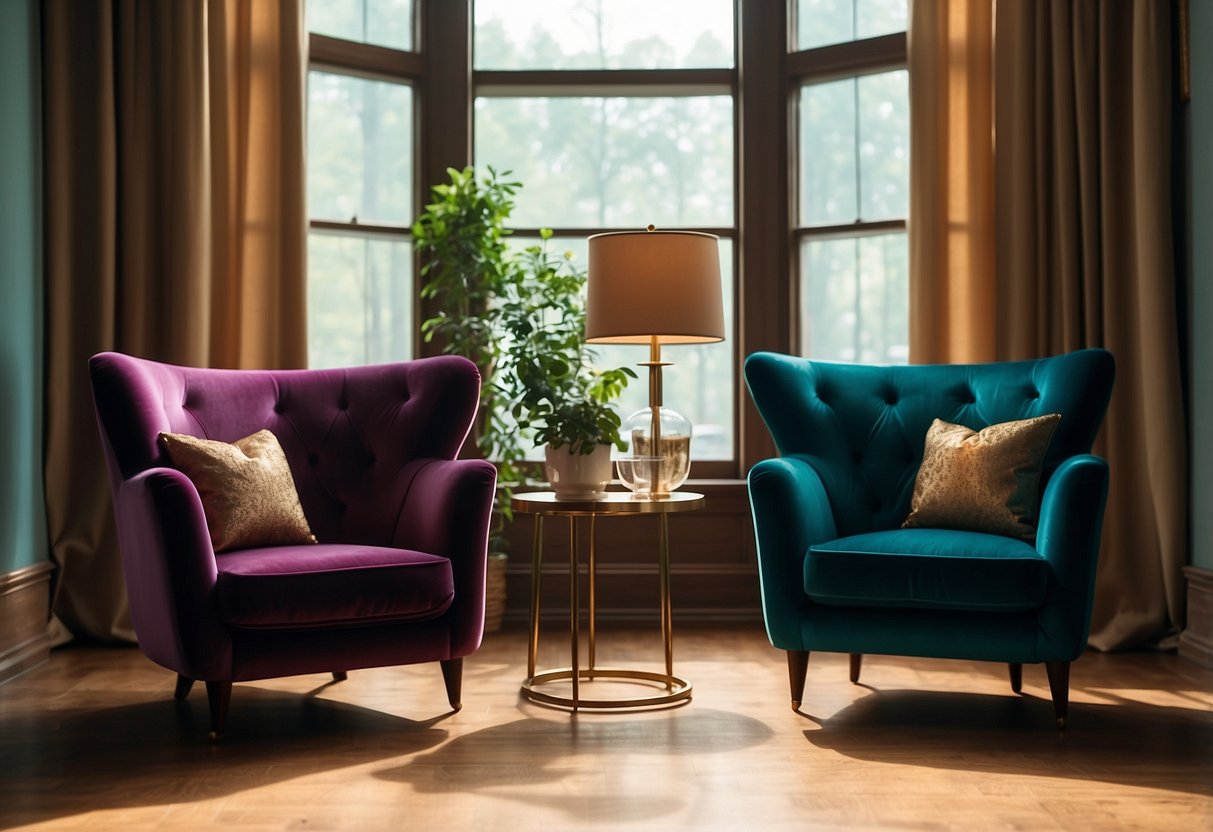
[511,490,704,710]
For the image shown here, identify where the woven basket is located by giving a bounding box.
[484,553,508,633]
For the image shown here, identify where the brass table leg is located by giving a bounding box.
[527,515,544,680]
[659,512,673,685]
[519,503,691,711]
[569,516,580,710]
[588,513,598,675]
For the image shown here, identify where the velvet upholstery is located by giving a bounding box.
[90,352,496,734]
[806,530,1048,612]
[745,349,1114,720]
[214,545,455,629]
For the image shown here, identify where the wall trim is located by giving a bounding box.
[502,608,765,626]
[0,561,54,684]
[1179,566,1213,668]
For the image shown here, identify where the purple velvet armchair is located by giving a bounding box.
[89,352,497,739]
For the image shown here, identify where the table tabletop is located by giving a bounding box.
[510,490,705,517]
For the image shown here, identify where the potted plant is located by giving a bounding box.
[412,167,529,632]
[412,167,532,546]
[495,232,635,499]
[412,168,633,623]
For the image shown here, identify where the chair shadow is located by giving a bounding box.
[800,688,1213,797]
[374,706,776,822]
[0,685,451,829]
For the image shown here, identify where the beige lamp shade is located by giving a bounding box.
[585,230,725,344]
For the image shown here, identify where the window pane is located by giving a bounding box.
[308,0,413,52]
[307,71,412,225]
[475,0,733,69]
[475,96,734,228]
[799,70,907,225]
[308,232,413,369]
[796,0,907,52]
[799,78,856,225]
[800,232,907,364]
[858,70,909,220]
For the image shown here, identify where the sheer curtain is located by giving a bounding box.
[909,0,1186,649]
[42,0,307,641]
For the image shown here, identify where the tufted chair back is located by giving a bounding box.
[90,352,482,545]
[744,349,1115,539]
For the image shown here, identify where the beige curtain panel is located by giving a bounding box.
[910,0,1187,650]
[42,0,307,642]
[908,0,997,365]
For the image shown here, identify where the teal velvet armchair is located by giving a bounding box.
[744,349,1115,727]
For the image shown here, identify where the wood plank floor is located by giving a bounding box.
[1,626,1210,831]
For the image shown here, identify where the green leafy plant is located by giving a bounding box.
[412,167,529,551]
[496,231,636,455]
[413,165,517,392]
[412,167,633,553]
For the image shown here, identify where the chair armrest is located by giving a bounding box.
[747,455,839,650]
[392,458,497,657]
[1035,454,1110,658]
[114,468,232,679]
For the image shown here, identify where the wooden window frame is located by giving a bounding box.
[306,16,425,356]
[788,29,909,363]
[307,31,424,234]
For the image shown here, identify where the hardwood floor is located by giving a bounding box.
[0,626,1210,831]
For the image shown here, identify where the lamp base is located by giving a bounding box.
[625,407,691,494]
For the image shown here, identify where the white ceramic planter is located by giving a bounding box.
[544,443,612,500]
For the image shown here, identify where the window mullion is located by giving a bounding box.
[309,34,424,80]
[787,31,907,81]
[796,219,907,240]
[310,219,412,239]
[417,0,473,359]
[738,0,789,471]
[473,68,734,97]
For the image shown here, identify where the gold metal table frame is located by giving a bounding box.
[512,491,704,711]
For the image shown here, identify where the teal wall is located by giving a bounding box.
[0,0,45,574]
[1192,2,1213,571]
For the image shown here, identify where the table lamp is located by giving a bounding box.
[585,227,725,497]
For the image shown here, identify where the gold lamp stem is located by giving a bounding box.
[645,335,669,498]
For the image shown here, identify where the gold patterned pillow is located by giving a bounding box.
[159,429,317,553]
[902,414,1061,541]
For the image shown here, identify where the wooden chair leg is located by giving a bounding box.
[849,653,862,684]
[440,658,463,712]
[1008,663,1023,694]
[1044,660,1070,729]
[174,674,195,700]
[331,671,348,682]
[205,681,232,742]
[787,650,810,711]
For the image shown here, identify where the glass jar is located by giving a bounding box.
[624,406,692,495]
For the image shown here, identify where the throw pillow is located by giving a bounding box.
[159,429,317,552]
[902,414,1061,541]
